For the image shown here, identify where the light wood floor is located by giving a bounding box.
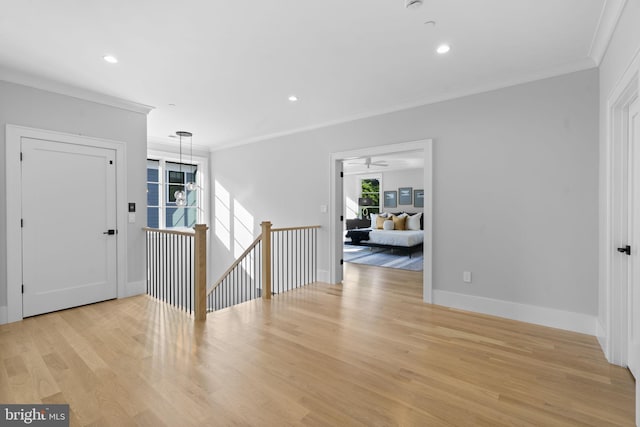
[0,264,635,426]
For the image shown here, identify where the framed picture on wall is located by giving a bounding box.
[384,191,397,208]
[414,189,424,207]
[399,187,412,205]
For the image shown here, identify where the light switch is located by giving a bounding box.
[320,205,328,213]
[463,271,472,283]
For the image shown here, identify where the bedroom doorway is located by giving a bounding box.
[329,139,433,303]
[342,159,424,272]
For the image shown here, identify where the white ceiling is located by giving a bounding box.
[0,0,614,150]
[343,151,424,174]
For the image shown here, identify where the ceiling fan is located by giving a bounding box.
[346,156,388,168]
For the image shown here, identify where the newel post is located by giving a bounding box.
[261,221,272,299]
[194,224,209,321]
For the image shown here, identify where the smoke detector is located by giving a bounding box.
[405,0,423,9]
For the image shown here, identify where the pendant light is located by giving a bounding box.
[174,131,192,207]
[185,131,197,191]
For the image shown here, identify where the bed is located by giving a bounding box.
[345,212,424,257]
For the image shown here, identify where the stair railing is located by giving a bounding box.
[144,224,208,320]
[145,222,318,319]
[207,221,320,313]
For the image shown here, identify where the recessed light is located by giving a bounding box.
[103,55,118,64]
[436,44,451,54]
[405,0,423,9]
[288,95,298,102]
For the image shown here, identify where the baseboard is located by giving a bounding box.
[124,280,146,298]
[636,380,640,427]
[0,305,7,325]
[596,318,610,361]
[432,290,597,336]
[317,269,330,283]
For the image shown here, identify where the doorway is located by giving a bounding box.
[330,139,433,302]
[342,154,424,272]
[5,125,128,323]
[604,52,640,425]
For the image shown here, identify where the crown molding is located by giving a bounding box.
[589,0,628,66]
[211,57,597,151]
[0,65,154,115]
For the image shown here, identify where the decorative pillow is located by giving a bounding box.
[376,215,388,229]
[382,219,394,230]
[407,212,423,231]
[370,212,388,228]
[391,214,407,231]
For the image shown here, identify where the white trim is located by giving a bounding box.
[317,270,329,284]
[0,306,7,325]
[603,50,640,364]
[356,172,383,216]
[5,125,128,323]
[146,146,211,229]
[636,381,640,427]
[0,67,153,114]
[607,44,640,102]
[589,0,629,66]
[125,280,146,298]
[597,319,608,356]
[433,290,597,336]
[330,139,433,303]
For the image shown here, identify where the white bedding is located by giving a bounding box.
[349,228,424,247]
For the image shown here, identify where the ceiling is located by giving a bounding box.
[0,1,614,150]
[343,151,424,174]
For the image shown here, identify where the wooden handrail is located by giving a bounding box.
[142,227,195,237]
[271,225,321,232]
[208,234,262,294]
[194,224,208,321]
[262,221,272,299]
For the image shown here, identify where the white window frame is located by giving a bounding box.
[358,173,382,215]
[147,147,209,230]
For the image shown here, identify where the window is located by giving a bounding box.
[360,178,380,217]
[147,159,203,229]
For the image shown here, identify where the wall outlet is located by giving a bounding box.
[463,271,472,283]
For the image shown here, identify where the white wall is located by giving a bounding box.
[344,168,425,219]
[381,168,424,214]
[210,68,599,321]
[597,1,640,353]
[0,80,148,321]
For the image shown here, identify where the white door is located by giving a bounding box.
[628,97,640,377]
[21,138,117,317]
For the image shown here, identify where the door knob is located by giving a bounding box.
[617,245,631,255]
[103,229,117,235]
